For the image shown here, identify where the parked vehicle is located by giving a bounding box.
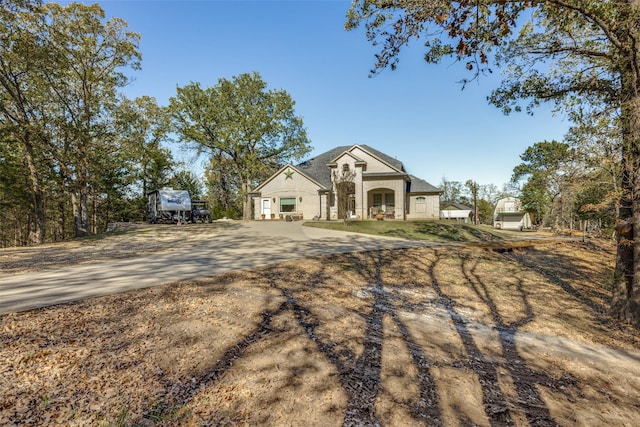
[190,200,213,223]
[147,189,214,224]
[147,189,192,224]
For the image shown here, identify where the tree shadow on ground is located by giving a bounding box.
[504,243,609,315]
[141,247,582,426]
[401,248,573,426]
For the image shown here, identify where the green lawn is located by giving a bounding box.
[303,220,514,243]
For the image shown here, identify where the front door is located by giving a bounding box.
[349,195,356,218]
[262,198,271,218]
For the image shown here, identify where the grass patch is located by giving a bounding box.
[303,220,511,243]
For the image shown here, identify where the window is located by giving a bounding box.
[416,196,426,203]
[342,163,350,173]
[373,193,394,207]
[504,201,516,212]
[385,193,395,207]
[280,197,296,213]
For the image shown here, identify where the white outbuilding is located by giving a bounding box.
[493,196,532,230]
[440,201,473,223]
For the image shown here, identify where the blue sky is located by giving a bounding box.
[92,0,569,188]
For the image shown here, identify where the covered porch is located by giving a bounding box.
[367,188,398,219]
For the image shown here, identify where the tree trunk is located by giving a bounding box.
[612,62,640,325]
[22,133,45,245]
[91,190,98,234]
[71,189,89,238]
[79,189,89,236]
[220,173,232,211]
[242,180,252,221]
[57,197,65,242]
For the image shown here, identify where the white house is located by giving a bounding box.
[440,201,473,223]
[493,196,532,230]
[251,145,441,221]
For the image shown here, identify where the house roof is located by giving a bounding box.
[441,201,472,210]
[295,145,350,188]
[292,144,441,194]
[352,144,405,172]
[408,175,441,194]
[296,144,429,189]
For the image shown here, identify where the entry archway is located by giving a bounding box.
[367,188,395,219]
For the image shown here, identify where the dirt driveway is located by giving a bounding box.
[0,221,429,315]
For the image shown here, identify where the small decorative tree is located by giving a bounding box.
[333,169,356,225]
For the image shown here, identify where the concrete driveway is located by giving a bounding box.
[0,221,430,315]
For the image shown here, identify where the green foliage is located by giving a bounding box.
[573,177,616,223]
[512,140,580,227]
[346,0,528,77]
[169,72,312,220]
[209,203,240,220]
[512,140,572,182]
[0,1,142,244]
[116,96,175,197]
[170,170,202,199]
[0,131,33,246]
[204,153,242,215]
[519,174,552,225]
[476,198,494,225]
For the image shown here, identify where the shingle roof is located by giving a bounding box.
[408,175,441,193]
[295,145,352,188]
[295,145,439,192]
[357,145,404,172]
[441,201,472,210]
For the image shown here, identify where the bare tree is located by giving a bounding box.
[333,169,357,224]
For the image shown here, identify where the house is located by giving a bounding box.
[440,201,473,223]
[493,196,532,230]
[251,144,441,221]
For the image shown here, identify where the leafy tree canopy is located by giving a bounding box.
[346,0,640,325]
[169,72,312,220]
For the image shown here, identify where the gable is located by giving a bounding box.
[348,145,404,174]
[295,146,352,188]
[330,151,367,175]
[254,164,322,194]
[353,145,404,172]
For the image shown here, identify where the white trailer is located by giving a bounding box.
[147,189,192,224]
